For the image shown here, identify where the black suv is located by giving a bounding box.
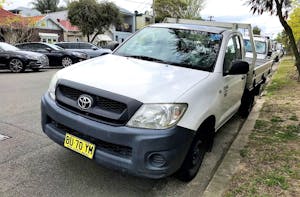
[55,42,111,58]
[16,42,89,67]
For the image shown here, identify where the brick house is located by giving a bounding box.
[0,8,65,43]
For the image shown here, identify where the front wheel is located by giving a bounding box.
[32,68,40,72]
[176,133,207,182]
[61,56,73,67]
[9,58,25,73]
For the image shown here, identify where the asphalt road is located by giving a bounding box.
[0,69,245,197]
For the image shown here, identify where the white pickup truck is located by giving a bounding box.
[41,19,270,182]
[244,35,274,92]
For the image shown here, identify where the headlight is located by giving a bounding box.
[126,104,187,129]
[72,52,87,59]
[25,55,38,60]
[48,73,59,100]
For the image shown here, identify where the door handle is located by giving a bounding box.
[241,76,246,80]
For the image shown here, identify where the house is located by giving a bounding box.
[46,7,136,43]
[0,8,65,43]
[113,7,136,43]
[9,7,41,17]
[57,19,85,42]
[28,15,65,43]
[135,11,154,31]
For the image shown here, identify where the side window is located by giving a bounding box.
[17,44,25,49]
[79,43,92,49]
[37,44,48,49]
[223,35,242,75]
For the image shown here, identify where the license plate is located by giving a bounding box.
[64,133,96,159]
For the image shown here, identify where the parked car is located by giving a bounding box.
[15,42,88,67]
[55,42,112,58]
[41,19,272,182]
[0,42,49,73]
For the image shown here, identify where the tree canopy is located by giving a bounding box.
[32,0,60,14]
[154,0,204,22]
[247,0,300,81]
[253,26,262,35]
[68,0,121,43]
[288,5,300,47]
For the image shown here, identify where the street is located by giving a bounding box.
[0,69,245,197]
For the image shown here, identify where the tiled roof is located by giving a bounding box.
[0,8,15,17]
[25,15,45,23]
[58,19,79,31]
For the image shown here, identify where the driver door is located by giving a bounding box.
[219,35,246,124]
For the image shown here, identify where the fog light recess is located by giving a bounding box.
[148,153,167,168]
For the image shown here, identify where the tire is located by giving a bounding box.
[32,68,40,72]
[176,125,212,182]
[9,58,25,73]
[239,91,255,118]
[61,56,73,67]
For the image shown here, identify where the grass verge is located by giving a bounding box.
[224,57,300,197]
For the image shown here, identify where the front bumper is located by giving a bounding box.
[28,57,49,69]
[41,93,194,179]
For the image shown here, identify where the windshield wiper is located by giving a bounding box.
[125,55,166,64]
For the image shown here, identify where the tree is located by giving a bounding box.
[0,0,5,8]
[154,0,204,22]
[68,0,121,43]
[0,17,35,44]
[288,6,300,50]
[253,26,262,35]
[32,0,60,14]
[247,0,300,81]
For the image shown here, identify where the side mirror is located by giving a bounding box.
[91,46,98,50]
[228,60,249,75]
[46,48,52,52]
[267,51,272,57]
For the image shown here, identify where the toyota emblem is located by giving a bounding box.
[77,94,93,110]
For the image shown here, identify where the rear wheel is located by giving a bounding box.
[9,58,25,73]
[239,91,255,118]
[61,56,73,67]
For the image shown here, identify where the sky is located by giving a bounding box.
[2,0,284,38]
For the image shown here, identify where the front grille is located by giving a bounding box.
[59,85,127,114]
[55,80,143,126]
[53,121,132,159]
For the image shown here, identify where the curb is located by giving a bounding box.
[202,97,265,197]
[202,61,279,197]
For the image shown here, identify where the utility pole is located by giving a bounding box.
[152,0,155,23]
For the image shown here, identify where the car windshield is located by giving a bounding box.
[0,42,20,51]
[114,27,222,72]
[47,43,64,51]
[244,39,266,54]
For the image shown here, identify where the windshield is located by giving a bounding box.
[47,43,64,51]
[244,39,267,54]
[114,27,222,72]
[0,42,20,51]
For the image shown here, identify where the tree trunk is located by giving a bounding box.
[276,0,300,81]
[90,31,102,43]
[87,34,90,42]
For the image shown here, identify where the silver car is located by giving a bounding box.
[55,42,112,58]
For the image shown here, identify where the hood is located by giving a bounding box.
[57,54,210,103]
[12,50,44,59]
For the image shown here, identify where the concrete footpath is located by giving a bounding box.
[202,97,265,197]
